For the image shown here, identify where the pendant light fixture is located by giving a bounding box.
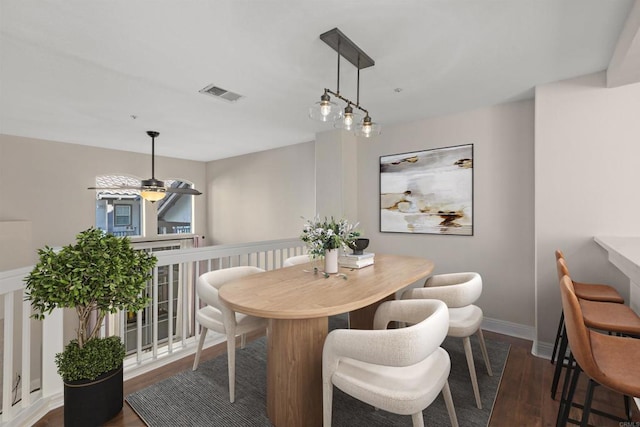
[309,28,381,138]
[355,114,381,138]
[309,90,343,122]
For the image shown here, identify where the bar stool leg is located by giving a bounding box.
[556,353,579,427]
[551,328,568,399]
[580,379,596,427]
[551,312,564,365]
[556,357,570,427]
[624,395,631,421]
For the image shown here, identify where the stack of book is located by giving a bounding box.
[338,252,375,269]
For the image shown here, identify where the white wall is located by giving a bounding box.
[355,100,536,331]
[535,71,640,353]
[206,142,316,244]
[0,134,208,263]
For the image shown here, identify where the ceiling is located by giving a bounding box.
[0,1,635,162]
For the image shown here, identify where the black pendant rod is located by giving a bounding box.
[147,131,159,179]
[321,29,372,115]
[357,57,360,107]
[336,38,341,95]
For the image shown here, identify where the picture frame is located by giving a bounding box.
[380,144,473,235]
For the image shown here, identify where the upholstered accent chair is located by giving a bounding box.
[193,266,267,403]
[283,254,311,267]
[322,299,458,427]
[402,272,492,409]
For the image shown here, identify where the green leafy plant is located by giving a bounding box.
[25,227,157,381]
[300,216,360,258]
[55,336,125,382]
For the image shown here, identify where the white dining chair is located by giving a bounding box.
[322,299,458,427]
[193,266,267,403]
[402,272,492,409]
[283,254,311,267]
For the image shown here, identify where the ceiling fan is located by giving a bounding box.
[88,131,202,202]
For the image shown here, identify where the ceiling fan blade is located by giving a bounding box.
[166,187,202,195]
[87,186,143,190]
[89,185,202,195]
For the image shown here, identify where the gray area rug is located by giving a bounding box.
[127,315,510,426]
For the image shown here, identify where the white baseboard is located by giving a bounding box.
[5,393,61,427]
[532,340,554,360]
[481,316,535,341]
[481,316,555,360]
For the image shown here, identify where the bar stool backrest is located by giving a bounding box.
[559,275,601,383]
[556,258,570,282]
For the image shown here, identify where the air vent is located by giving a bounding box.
[199,84,243,102]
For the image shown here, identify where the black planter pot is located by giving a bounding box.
[64,365,123,427]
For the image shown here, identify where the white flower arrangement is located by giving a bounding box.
[300,216,360,259]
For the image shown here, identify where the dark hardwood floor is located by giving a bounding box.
[33,330,639,426]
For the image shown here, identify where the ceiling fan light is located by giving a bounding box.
[140,188,167,202]
[141,178,164,188]
[140,178,166,202]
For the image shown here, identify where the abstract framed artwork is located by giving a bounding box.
[380,144,473,235]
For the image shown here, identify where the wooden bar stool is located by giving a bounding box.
[556,275,640,426]
[551,257,637,399]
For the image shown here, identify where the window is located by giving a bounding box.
[94,175,142,237]
[157,180,195,235]
[114,204,132,226]
[94,175,196,237]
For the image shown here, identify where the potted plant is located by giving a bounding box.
[25,227,157,426]
[300,216,360,274]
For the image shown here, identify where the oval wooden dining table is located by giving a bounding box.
[218,253,434,427]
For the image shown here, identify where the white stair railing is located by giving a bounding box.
[0,237,306,426]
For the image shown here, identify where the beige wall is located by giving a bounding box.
[535,72,640,353]
[0,220,32,270]
[0,134,209,382]
[7,70,640,359]
[206,142,316,244]
[0,134,208,261]
[355,100,536,331]
[208,100,536,334]
[315,130,359,221]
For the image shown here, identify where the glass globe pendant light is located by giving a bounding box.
[334,103,362,131]
[309,90,342,122]
[355,114,381,138]
[311,28,381,138]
